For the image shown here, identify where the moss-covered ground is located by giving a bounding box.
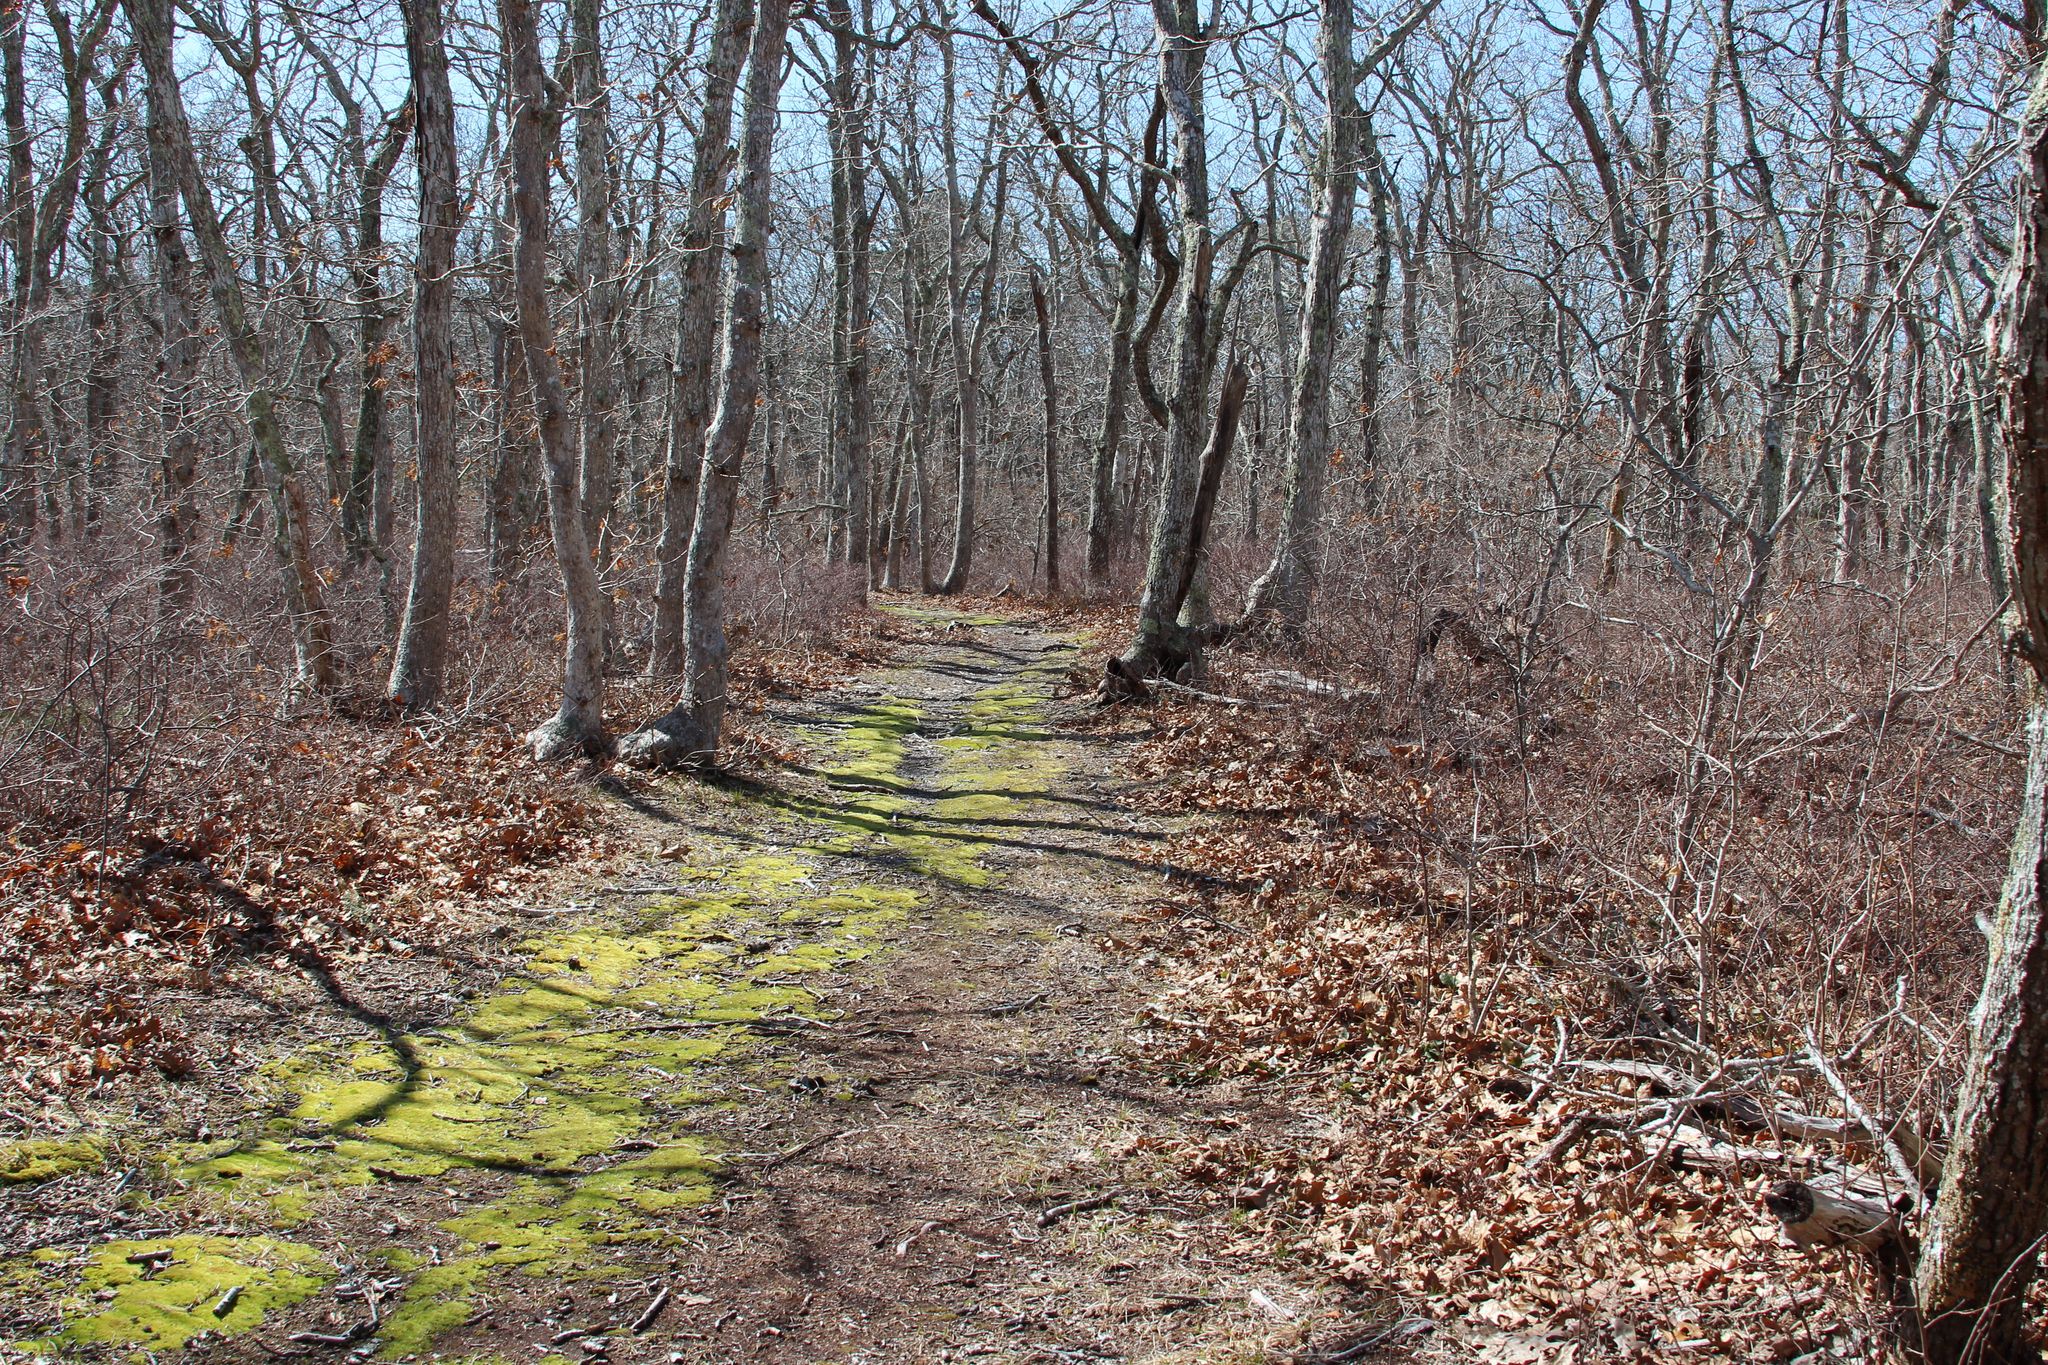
[2,608,1074,1362]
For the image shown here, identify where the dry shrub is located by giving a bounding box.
[1117,500,2020,1360]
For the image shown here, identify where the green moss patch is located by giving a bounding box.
[17,1235,327,1353]
[0,1134,104,1184]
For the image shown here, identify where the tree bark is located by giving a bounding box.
[650,0,750,675]
[618,0,789,767]
[935,18,1004,596]
[1118,0,1216,676]
[141,59,200,616]
[1243,0,1356,635]
[1032,269,1060,592]
[345,107,414,564]
[571,0,620,654]
[1910,54,2048,1365]
[387,0,461,710]
[502,0,607,759]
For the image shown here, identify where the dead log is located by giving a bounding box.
[1765,1178,1907,1254]
[1244,668,1374,703]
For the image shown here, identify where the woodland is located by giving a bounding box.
[4,0,2048,1358]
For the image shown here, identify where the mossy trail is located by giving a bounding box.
[0,604,1104,1363]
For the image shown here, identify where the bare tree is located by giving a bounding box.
[387,0,461,710]
[502,0,607,759]
[619,0,791,766]
[650,0,751,675]
[124,0,339,693]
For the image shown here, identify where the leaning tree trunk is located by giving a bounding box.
[502,0,606,760]
[1243,0,1356,636]
[125,0,339,694]
[649,0,750,676]
[387,0,460,710]
[617,0,788,767]
[1910,51,2048,1365]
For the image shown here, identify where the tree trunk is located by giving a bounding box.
[345,107,414,564]
[1,0,38,554]
[387,0,460,710]
[618,0,789,767]
[1118,0,1216,677]
[935,23,1005,596]
[142,66,200,616]
[502,0,606,760]
[571,0,619,657]
[125,0,339,693]
[650,0,750,675]
[486,184,533,587]
[1243,0,1355,636]
[1910,53,2048,1363]
[827,0,873,583]
[1032,269,1060,593]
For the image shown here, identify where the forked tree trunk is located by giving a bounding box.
[502,0,607,760]
[125,0,339,693]
[387,0,460,710]
[1909,52,2048,1364]
[617,0,789,767]
[1117,0,1216,677]
[650,0,750,676]
[935,21,1004,596]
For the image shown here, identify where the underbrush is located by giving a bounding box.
[1110,530,2024,1361]
[0,536,878,1104]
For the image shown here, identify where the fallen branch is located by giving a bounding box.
[1036,1189,1127,1227]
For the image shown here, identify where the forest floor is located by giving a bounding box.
[0,604,1387,1364]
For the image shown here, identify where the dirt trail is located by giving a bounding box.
[2,607,1329,1364]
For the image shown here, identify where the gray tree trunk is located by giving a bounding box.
[142,69,200,615]
[1032,269,1060,592]
[618,0,789,767]
[1119,0,1216,676]
[387,0,461,710]
[826,0,873,581]
[571,0,619,655]
[1243,0,1356,635]
[935,19,1004,596]
[345,108,413,564]
[650,0,750,675]
[1910,53,2048,1364]
[502,0,607,759]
